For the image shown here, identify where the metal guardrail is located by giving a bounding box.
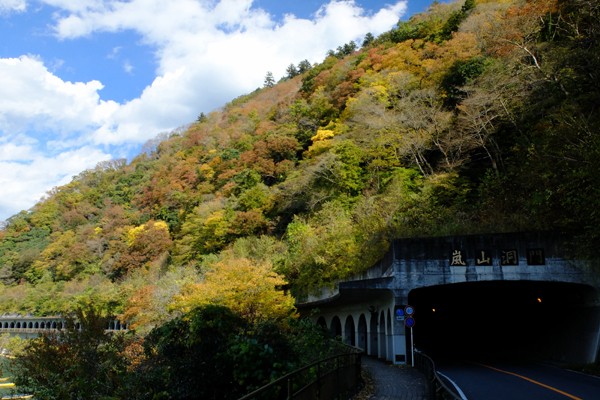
[413,349,462,400]
[238,349,362,400]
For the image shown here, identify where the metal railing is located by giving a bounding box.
[413,349,462,400]
[238,349,362,400]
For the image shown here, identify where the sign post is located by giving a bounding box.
[404,306,415,366]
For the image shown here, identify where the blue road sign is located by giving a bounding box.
[395,308,405,321]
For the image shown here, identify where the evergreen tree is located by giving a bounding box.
[286,63,299,79]
[263,71,275,88]
[297,59,312,74]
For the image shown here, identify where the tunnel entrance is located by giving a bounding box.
[408,281,599,363]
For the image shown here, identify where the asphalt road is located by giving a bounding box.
[437,361,600,400]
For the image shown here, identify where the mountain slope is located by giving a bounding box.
[0,0,598,331]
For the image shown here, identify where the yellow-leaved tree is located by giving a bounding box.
[170,257,296,323]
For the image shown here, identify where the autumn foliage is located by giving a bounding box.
[0,0,598,329]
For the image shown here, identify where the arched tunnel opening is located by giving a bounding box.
[408,281,600,363]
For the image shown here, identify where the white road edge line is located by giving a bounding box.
[437,371,469,400]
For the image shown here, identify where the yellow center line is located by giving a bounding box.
[477,363,583,400]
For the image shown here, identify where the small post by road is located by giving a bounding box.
[404,305,415,367]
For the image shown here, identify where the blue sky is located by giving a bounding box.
[0,0,437,222]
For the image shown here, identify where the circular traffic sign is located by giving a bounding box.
[404,305,415,315]
[395,308,405,321]
[405,317,415,328]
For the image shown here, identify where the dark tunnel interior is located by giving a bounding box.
[407,281,598,362]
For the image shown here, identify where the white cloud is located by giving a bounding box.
[0,56,117,220]
[0,0,407,221]
[107,46,122,59]
[0,0,26,14]
[0,144,111,221]
[50,0,407,147]
[123,60,133,74]
[0,56,116,137]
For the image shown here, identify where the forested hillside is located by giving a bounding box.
[0,0,598,333]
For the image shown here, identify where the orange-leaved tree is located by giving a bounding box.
[171,257,296,324]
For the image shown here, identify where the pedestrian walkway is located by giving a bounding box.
[360,357,430,400]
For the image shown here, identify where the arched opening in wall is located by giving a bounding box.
[10,322,15,329]
[344,315,356,346]
[40,322,45,329]
[330,316,342,339]
[27,322,33,329]
[316,316,327,331]
[2,322,7,329]
[16,322,21,329]
[379,311,386,360]
[369,312,378,357]
[357,314,367,351]
[34,322,39,329]
[51,322,57,329]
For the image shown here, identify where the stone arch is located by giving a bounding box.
[369,312,378,357]
[34,322,39,329]
[27,322,33,329]
[10,322,15,329]
[344,315,356,346]
[330,315,342,339]
[16,322,21,329]
[378,311,386,359]
[357,314,367,351]
[51,321,57,329]
[316,316,327,330]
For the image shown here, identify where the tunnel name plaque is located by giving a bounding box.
[449,248,545,266]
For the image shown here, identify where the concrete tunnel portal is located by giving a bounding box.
[407,281,600,362]
[302,233,600,365]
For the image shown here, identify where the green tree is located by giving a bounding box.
[285,63,298,79]
[263,71,275,88]
[141,305,246,399]
[362,32,375,47]
[297,59,312,74]
[12,307,140,400]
